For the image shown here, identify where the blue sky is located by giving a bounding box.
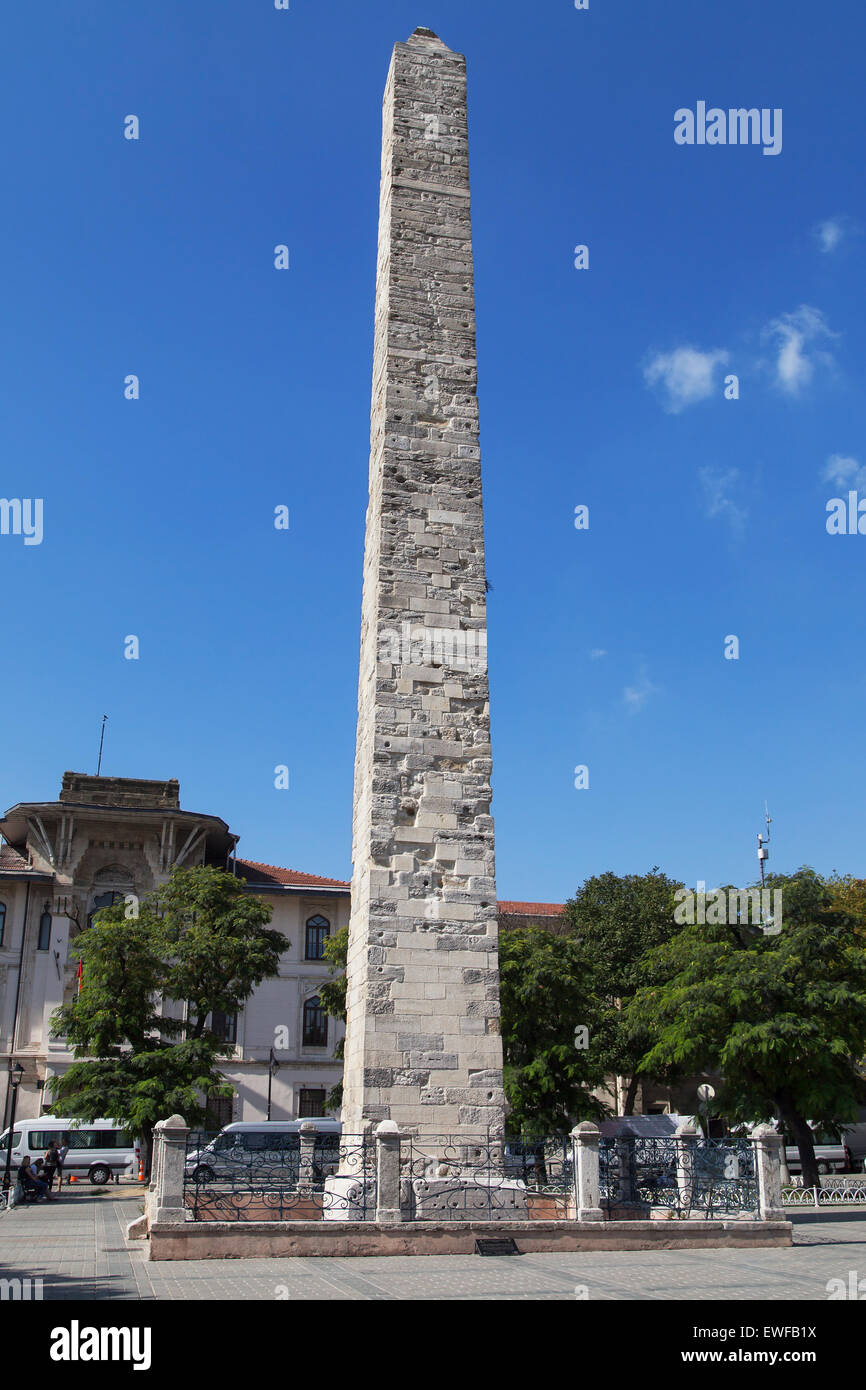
[1,0,864,902]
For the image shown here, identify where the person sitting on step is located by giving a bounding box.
[19,1154,52,1202]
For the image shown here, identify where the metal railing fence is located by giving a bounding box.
[182,1130,374,1222]
[173,1126,772,1223]
[599,1135,760,1220]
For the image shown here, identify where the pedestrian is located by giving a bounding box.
[56,1137,70,1187]
[42,1140,60,1192]
[19,1154,51,1201]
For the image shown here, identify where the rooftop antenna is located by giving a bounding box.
[756,803,773,932]
[96,714,108,776]
[757,802,772,889]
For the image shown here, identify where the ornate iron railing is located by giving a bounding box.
[180,1128,771,1223]
[502,1136,573,1194]
[782,1181,866,1207]
[182,1131,374,1222]
[397,1134,573,1221]
[599,1136,759,1220]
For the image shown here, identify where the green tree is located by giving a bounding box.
[629,868,866,1188]
[155,867,288,1039]
[563,869,685,1114]
[319,925,349,1114]
[827,874,866,946]
[499,927,606,1135]
[49,866,287,1168]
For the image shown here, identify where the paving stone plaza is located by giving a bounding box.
[1,1186,862,1301]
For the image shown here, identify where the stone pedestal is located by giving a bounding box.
[409,1175,527,1221]
[323,1174,376,1222]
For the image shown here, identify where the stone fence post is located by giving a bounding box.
[129,1122,165,1239]
[144,1122,164,1222]
[148,1128,161,1195]
[752,1124,785,1221]
[298,1122,317,1188]
[150,1114,189,1225]
[675,1121,700,1213]
[375,1121,402,1223]
[571,1122,603,1222]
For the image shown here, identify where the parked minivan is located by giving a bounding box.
[0,1118,141,1185]
[186,1119,341,1185]
[840,1109,866,1171]
[783,1126,853,1176]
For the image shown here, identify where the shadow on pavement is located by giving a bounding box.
[789,1211,866,1224]
[0,1263,146,1300]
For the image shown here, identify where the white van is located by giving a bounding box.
[0,1118,141,1186]
[186,1119,341,1185]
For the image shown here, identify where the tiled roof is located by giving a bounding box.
[234,859,561,918]
[497,901,565,916]
[235,860,351,889]
[0,845,30,871]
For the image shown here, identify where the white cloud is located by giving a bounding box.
[699,466,747,536]
[589,648,607,661]
[643,345,729,413]
[763,305,835,395]
[623,669,658,715]
[815,218,844,254]
[823,454,866,490]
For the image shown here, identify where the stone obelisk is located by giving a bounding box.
[340,28,504,1140]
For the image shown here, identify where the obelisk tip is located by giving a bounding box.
[408,26,448,46]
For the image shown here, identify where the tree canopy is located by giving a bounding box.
[562,869,685,1114]
[319,924,349,1114]
[629,868,866,1186]
[499,927,605,1135]
[49,866,287,1162]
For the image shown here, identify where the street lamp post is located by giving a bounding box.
[267,1048,280,1122]
[697,1083,716,1142]
[2,1063,25,1204]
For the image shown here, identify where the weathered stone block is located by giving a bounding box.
[409,1052,458,1070]
[364,1069,395,1088]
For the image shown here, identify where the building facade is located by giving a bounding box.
[217,859,350,1124]
[0,773,350,1130]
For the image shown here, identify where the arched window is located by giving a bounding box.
[86,868,134,929]
[302,995,328,1048]
[305,914,330,961]
[0,902,6,948]
[37,907,52,952]
[87,891,126,930]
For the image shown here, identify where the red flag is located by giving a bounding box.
[76,959,83,994]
